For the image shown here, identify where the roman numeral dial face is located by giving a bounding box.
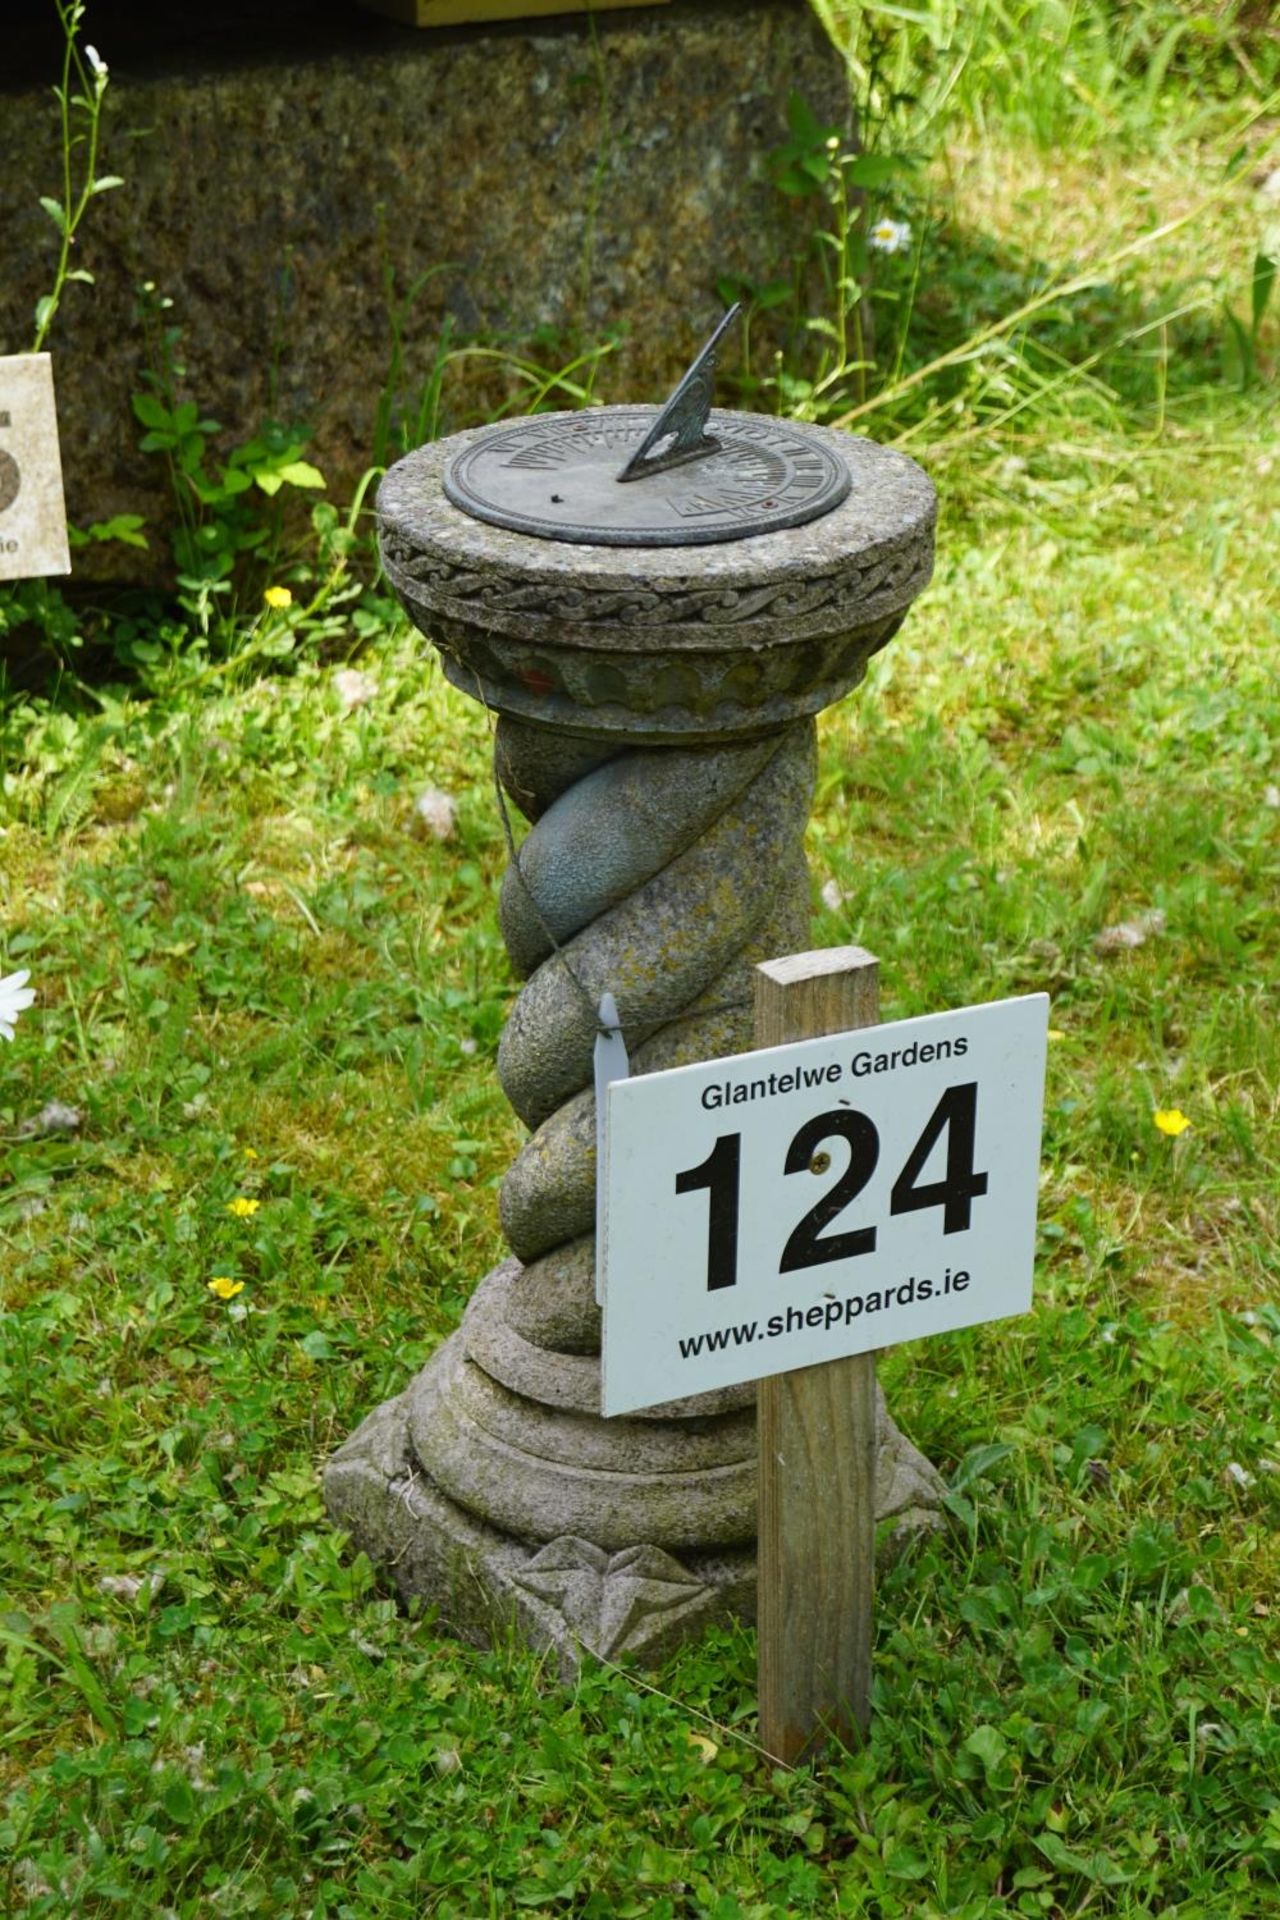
[443,408,850,548]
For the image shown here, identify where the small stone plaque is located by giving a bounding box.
[0,354,71,583]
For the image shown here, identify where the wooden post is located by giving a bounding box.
[754,946,880,1767]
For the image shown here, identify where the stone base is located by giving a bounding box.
[324,1346,946,1675]
[324,1388,755,1677]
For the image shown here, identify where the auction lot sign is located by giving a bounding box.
[0,355,70,582]
[601,994,1049,1417]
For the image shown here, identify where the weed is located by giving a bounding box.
[26,1,121,354]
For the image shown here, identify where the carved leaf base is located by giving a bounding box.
[323,1385,756,1677]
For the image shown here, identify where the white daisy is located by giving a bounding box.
[869,218,912,256]
[0,969,35,1042]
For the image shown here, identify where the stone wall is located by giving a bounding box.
[0,0,848,573]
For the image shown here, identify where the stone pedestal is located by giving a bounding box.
[324,421,946,1673]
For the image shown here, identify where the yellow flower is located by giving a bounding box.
[242,1147,259,1161]
[1153,1108,1191,1137]
[263,585,293,611]
[227,1196,260,1218]
[207,1277,245,1300]
[1047,1029,1066,1043]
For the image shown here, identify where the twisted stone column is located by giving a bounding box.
[325,422,946,1671]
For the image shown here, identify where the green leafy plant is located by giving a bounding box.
[68,513,149,553]
[131,390,324,582]
[0,578,84,680]
[369,257,459,473]
[126,282,326,634]
[729,92,919,418]
[29,1,123,352]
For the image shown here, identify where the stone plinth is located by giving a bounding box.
[324,420,947,1673]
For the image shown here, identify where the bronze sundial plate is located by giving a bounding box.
[443,408,850,547]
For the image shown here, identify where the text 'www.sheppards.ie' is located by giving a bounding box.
[675,1270,971,1359]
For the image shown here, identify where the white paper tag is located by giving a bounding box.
[0,353,71,583]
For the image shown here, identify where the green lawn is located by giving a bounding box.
[2,21,1279,1916]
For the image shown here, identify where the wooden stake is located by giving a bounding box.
[754,946,880,1767]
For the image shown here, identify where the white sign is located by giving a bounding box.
[601,994,1048,1417]
[0,354,71,583]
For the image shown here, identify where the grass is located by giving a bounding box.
[2,21,1280,1918]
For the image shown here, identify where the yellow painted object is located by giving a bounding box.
[362,0,672,26]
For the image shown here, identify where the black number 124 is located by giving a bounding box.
[674,1083,988,1293]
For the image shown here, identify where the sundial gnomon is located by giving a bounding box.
[443,307,851,548]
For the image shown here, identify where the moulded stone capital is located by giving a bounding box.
[378,420,936,742]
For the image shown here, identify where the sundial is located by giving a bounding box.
[333,298,941,1685]
[443,306,851,548]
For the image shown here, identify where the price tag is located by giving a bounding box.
[0,354,71,583]
[601,993,1048,1417]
